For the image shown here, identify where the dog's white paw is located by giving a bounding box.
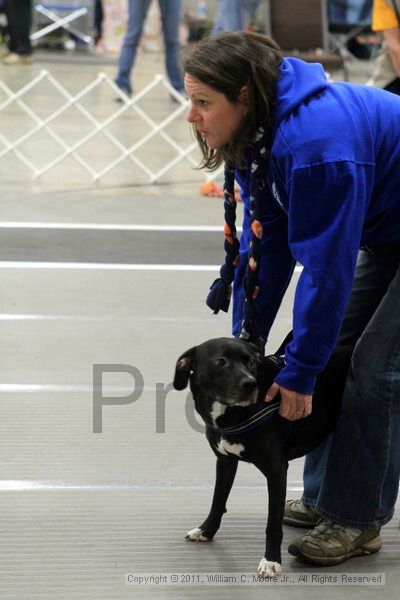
[257,558,282,577]
[185,527,211,542]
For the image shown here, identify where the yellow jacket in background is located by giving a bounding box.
[373,0,399,31]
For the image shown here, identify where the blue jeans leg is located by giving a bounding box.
[302,435,332,506]
[115,0,152,95]
[346,0,366,24]
[217,0,247,31]
[315,253,400,528]
[159,0,184,91]
[302,250,400,513]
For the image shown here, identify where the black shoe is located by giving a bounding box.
[115,89,132,103]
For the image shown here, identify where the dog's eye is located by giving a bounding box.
[247,358,256,368]
[215,357,229,367]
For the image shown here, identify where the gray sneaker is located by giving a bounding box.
[283,499,319,528]
[288,519,382,566]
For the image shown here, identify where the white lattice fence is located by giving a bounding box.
[0,70,222,183]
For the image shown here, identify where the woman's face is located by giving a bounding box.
[184,74,246,149]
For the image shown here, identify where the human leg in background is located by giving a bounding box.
[158,0,184,91]
[215,0,246,32]
[115,0,152,96]
[94,0,104,45]
[327,0,347,23]
[215,0,260,32]
[346,0,368,24]
[301,435,332,507]
[244,0,260,24]
[212,5,223,35]
[4,0,32,63]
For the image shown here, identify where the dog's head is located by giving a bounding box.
[173,337,263,407]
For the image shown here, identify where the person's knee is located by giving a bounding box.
[163,36,179,49]
[123,29,142,47]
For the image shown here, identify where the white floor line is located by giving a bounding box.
[0,314,214,322]
[0,261,303,272]
[0,222,239,232]
[0,262,220,271]
[0,384,157,393]
[0,480,304,491]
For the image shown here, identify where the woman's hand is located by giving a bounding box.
[265,383,312,421]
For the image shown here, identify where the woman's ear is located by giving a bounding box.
[239,85,249,105]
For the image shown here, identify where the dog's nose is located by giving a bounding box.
[239,377,257,393]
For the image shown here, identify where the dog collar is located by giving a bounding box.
[210,398,281,436]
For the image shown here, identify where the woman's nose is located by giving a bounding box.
[187,103,200,123]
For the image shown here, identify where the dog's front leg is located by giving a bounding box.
[254,460,288,576]
[185,455,238,542]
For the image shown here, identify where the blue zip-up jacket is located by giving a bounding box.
[233,57,400,395]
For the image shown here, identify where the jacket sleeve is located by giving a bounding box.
[274,160,375,395]
[232,188,296,341]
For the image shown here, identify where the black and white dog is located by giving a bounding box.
[173,335,351,576]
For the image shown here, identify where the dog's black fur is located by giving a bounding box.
[173,334,352,575]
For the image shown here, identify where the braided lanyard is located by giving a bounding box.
[205,166,240,314]
[206,124,271,350]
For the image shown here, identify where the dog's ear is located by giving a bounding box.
[246,342,264,365]
[173,347,197,390]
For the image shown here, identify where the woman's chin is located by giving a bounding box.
[204,135,231,150]
[206,139,223,150]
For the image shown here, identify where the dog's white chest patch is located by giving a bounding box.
[210,401,227,426]
[217,438,245,458]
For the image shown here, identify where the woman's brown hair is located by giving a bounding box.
[183,32,283,170]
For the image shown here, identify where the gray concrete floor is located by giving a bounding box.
[0,49,398,599]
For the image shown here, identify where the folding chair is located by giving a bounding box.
[327,1,377,78]
[267,0,346,77]
[31,1,94,47]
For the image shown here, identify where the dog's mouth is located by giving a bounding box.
[223,390,259,407]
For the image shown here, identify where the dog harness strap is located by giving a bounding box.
[213,398,281,435]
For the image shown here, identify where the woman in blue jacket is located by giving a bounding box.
[184,31,400,566]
